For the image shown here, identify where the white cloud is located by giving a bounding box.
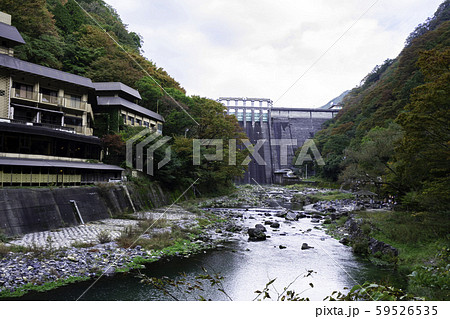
[105,0,444,107]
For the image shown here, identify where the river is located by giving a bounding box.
[15,207,405,301]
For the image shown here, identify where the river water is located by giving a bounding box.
[16,207,405,301]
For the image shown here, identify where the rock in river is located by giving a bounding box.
[270,222,280,229]
[301,243,314,250]
[285,211,299,221]
[254,224,267,232]
[248,228,267,241]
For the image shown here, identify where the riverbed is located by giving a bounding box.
[14,207,405,301]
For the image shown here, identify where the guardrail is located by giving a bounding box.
[11,89,89,111]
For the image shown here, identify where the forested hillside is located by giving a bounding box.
[0,0,183,90]
[311,0,449,211]
[0,0,248,194]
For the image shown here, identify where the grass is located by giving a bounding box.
[325,216,348,235]
[0,243,10,258]
[355,210,449,267]
[354,210,450,300]
[138,217,169,230]
[293,190,354,203]
[0,276,90,299]
[313,191,354,201]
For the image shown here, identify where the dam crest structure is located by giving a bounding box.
[217,97,339,184]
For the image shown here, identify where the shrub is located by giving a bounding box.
[97,230,112,244]
[352,238,369,255]
[361,223,372,236]
[116,226,139,248]
[0,243,11,258]
[326,282,424,301]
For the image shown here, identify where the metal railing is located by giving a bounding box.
[40,93,60,105]
[11,88,38,101]
[11,88,89,111]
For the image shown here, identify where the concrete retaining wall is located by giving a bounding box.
[0,183,171,236]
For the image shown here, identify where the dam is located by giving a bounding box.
[218,97,339,184]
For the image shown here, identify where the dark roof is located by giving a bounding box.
[0,157,124,171]
[96,96,164,122]
[0,119,102,145]
[93,82,141,100]
[0,54,93,89]
[0,22,25,46]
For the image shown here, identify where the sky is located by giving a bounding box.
[105,0,444,108]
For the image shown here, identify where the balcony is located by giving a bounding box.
[62,98,88,111]
[11,88,89,111]
[11,88,38,102]
[40,93,61,105]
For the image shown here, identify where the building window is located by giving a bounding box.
[64,116,82,127]
[41,88,58,104]
[144,121,149,128]
[13,82,34,100]
[128,116,134,125]
[41,111,62,126]
[67,95,81,108]
[122,114,126,123]
[136,119,142,126]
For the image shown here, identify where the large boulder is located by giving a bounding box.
[285,211,299,221]
[255,224,267,232]
[301,243,314,250]
[368,238,398,256]
[248,228,267,241]
[225,224,242,233]
[270,222,280,229]
[275,211,287,218]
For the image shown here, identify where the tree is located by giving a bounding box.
[0,0,58,37]
[392,48,450,210]
[339,123,403,193]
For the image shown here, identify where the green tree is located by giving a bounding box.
[339,123,403,193]
[393,48,450,210]
[0,0,58,37]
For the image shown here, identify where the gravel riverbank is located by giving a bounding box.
[0,205,242,298]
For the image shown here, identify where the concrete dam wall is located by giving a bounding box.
[234,107,338,184]
[0,183,171,236]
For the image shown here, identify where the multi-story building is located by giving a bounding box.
[0,12,123,186]
[92,82,164,135]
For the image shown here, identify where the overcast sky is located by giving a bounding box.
[105,0,443,108]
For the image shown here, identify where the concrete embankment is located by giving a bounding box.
[0,183,171,236]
